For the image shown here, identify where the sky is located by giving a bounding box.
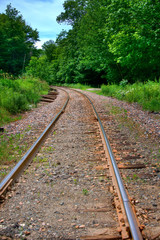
[0,0,71,48]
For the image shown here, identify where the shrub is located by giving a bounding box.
[101,80,160,112]
[0,77,49,118]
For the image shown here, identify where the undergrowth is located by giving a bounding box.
[0,77,49,126]
[100,80,160,112]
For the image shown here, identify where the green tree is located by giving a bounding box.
[75,0,119,85]
[26,56,52,83]
[0,4,39,75]
[56,0,118,85]
[42,40,57,62]
[56,0,88,26]
[26,0,160,85]
[104,0,160,82]
[55,0,160,84]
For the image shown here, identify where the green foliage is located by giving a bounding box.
[101,80,160,112]
[56,0,160,84]
[82,188,89,195]
[26,0,160,86]
[26,56,56,84]
[105,0,160,82]
[0,4,39,76]
[119,79,128,87]
[56,0,88,26]
[0,77,49,117]
[0,107,22,126]
[42,40,57,62]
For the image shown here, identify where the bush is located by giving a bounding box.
[0,77,49,116]
[101,80,160,112]
[26,56,56,85]
[1,89,28,114]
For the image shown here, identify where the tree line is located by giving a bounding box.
[1,1,160,85]
[0,4,40,76]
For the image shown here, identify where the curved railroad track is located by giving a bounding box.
[0,88,69,198]
[0,87,158,239]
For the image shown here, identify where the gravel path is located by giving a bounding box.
[0,88,159,239]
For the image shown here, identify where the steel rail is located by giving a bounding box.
[0,89,69,197]
[80,91,143,240]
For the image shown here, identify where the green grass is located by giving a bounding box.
[45,146,55,152]
[0,133,20,165]
[61,83,92,90]
[0,107,22,126]
[100,80,160,112]
[0,77,49,126]
[0,132,28,179]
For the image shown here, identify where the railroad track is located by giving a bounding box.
[0,88,69,198]
[0,88,146,239]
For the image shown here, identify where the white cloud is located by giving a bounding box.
[35,38,52,49]
[0,0,71,48]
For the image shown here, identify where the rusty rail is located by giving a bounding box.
[0,89,69,198]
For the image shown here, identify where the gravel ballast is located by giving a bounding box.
[0,88,159,239]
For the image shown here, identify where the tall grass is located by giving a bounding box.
[101,80,160,112]
[0,77,49,125]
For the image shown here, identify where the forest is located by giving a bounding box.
[0,0,160,120]
[0,0,160,85]
[27,0,160,85]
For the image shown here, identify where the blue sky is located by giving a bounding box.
[0,0,71,48]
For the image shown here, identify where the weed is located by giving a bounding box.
[0,132,27,166]
[0,107,22,126]
[82,189,89,195]
[33,157,38,162]
[108,105,144,137]
[123,176,131,182]
[45,146,55,152]
[0,169,7,178]
[24,169,29,175]
[110,106,123,115]
[0,77,49,124]
[26,125,32,132]
[101,80,160,112]
[73,179,78,185]
[43,169,50,176]
[38,157,48,163]
[132,174,139,180]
